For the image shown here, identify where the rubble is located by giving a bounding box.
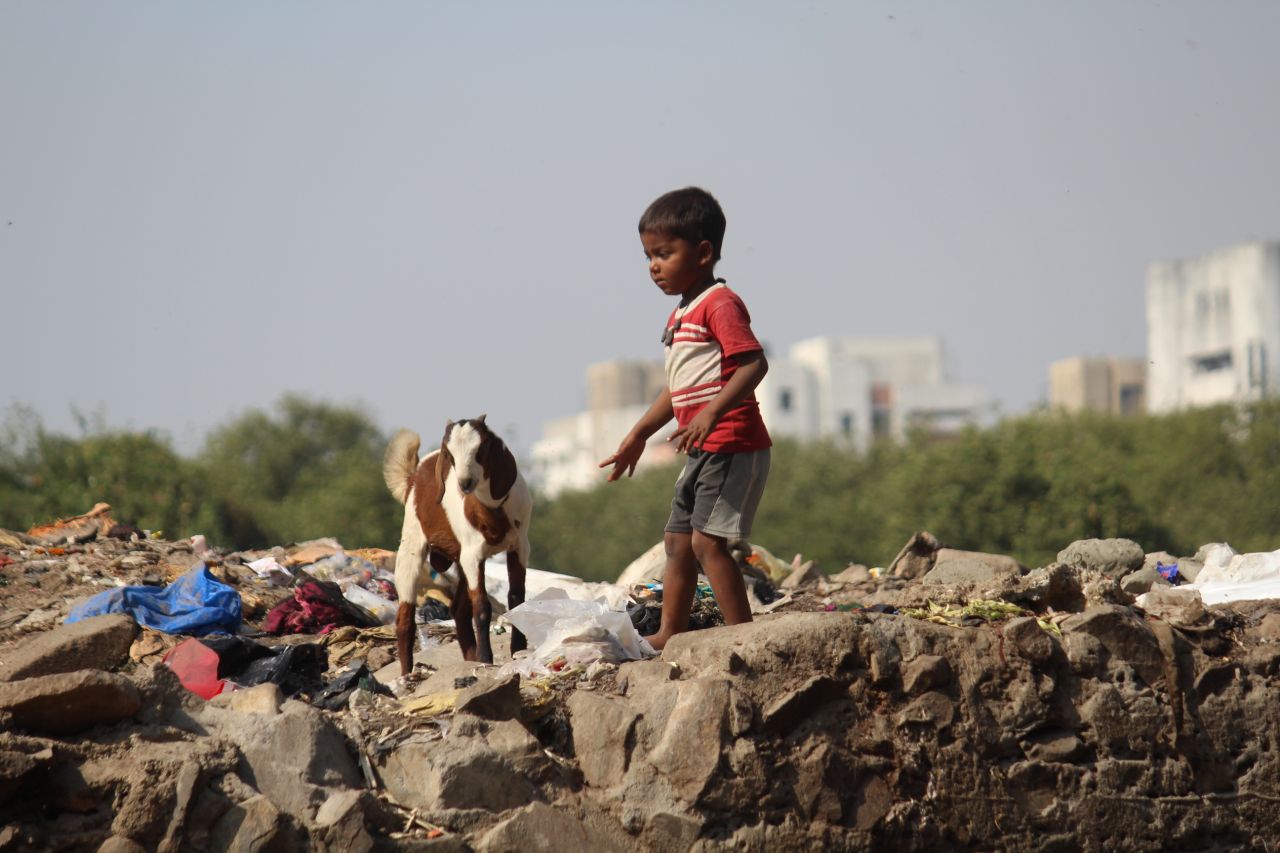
[2,515,1280,849]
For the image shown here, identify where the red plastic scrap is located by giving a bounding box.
[162,638,227,700]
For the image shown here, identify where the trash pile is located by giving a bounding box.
[3,505,1280,850]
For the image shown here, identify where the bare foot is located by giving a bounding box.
[643,631,672,652]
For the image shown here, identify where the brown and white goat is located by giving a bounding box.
[383,416,531,674]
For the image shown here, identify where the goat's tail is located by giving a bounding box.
[383,429,421,504]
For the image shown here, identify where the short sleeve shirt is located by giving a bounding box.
[663,282,772,453]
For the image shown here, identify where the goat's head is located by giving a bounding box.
[435,414,518,503]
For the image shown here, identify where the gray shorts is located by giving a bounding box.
[665,447,770,539]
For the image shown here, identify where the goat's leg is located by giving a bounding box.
[393,504,428,677]
[452,573,478,661]
[506,549,527,655]
[471,565,493,664]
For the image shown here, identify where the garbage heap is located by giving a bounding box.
[2,508,1280,851]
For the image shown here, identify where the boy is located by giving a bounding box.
[600,187,771,650]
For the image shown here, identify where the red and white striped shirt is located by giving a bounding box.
[663,282,772,453]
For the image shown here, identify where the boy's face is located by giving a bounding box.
[641,231,715,297]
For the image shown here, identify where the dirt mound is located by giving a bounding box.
[2,527,1279,850]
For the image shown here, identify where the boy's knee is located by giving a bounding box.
[690,529,727,563]
[664,531,693,559]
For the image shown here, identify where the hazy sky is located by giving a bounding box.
[4,2,1279,456]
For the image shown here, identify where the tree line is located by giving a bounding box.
[3,396,1278,582]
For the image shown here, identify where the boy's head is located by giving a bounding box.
[638,187,726,264]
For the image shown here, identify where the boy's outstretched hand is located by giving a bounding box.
[600,434,645,481]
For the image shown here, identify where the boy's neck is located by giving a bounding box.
[679,277,721,306]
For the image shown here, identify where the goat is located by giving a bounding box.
[383,416,531,674]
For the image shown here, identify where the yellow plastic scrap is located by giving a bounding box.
[401,689,462,717]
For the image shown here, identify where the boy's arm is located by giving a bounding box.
[600,387,675,481]
[669,350,768,453]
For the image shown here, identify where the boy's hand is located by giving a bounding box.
[600,435,645,481]
[669,409,717,454]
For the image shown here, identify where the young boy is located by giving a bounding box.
[600,186,771,650]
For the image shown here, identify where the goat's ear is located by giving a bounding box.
[486,436,518,501]
[436,422,455,503]
[475,413,487,425]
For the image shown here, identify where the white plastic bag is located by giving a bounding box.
[342,584,398,625]
[1191,547,1280,605]
[498,598,654,676]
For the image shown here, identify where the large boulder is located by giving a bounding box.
[923,549,1025,586]
[0,670,141,734]
[1056,539,1144,577]
[0,614,138,682]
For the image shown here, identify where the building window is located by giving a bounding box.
[1118,385,1143,415]
[1191,351,1233,373]
[779,389,793,412]
[872,409,891,437]
[840,413,854,436]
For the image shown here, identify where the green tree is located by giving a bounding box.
[198,395,401,549]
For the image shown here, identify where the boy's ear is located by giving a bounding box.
[697,240,715,266]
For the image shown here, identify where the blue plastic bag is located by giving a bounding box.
[1156,562,1180,583]
[66,563,242,636]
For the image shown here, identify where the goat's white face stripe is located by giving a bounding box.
[446,422,485,489]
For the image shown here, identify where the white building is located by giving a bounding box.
[1049,356,1147,416]
[531,339,992,495]
[528,361,677,497]
[757,336,992,450]
[1147,240,1280,412]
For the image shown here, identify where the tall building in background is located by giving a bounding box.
[528,360,675,497]
[1147,240,1280,411]
[756,336,992,450]
[1048,356,1147,415]
[531,339,991,495]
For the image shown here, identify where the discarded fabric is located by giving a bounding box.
[1190,545,1280,605]
[262,579,380,636]
[66,563,242,636]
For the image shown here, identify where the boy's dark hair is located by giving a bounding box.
[638,187,727,262]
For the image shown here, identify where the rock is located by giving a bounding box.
[760,675,843,731]
[377,718,551,812]
[0,747,54,805]
[896,691,954,730]
[645,679,730,801]
[1056,539,1144,577]
[455,674,521,720]
[1002,617,1060,665]
[207,683,282,716]
[1119,566,1168,596]
[1061,605,1165,687]
[1255,612,1280,641]
[568,692,640,788]
[97,837,148,853]
[923,549,1024,586]
[1134,587,1208,628]
[0,614,139,682]
[1003,563,1086,612]
[901,655,951,696]
[209,794,285,852]
[0,670,141,734]
[1023,729,1085,763]
[831,564,870,584]
[887,531,939,579]
[477,801,633,853]
[780,560,823,589]
[313,790,373,853]
[197,698,362,822]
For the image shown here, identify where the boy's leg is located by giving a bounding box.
[646,531,698,651]
[691,530,753,626]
